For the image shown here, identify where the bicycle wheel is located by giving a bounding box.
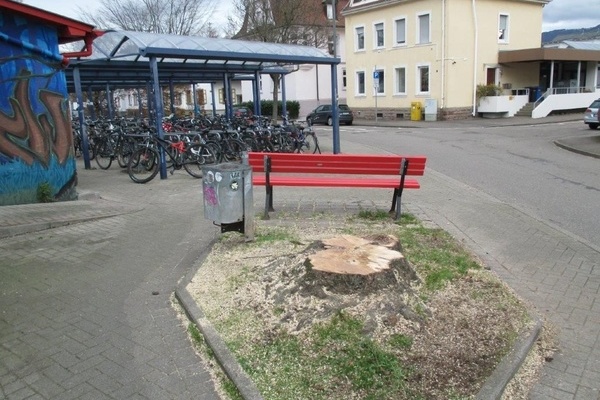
[300,133,320,154]
[117,140,136,168]
[128,147,159,183]
[95,140,113,169]
[223,139,249,162]
[183,144,218,178]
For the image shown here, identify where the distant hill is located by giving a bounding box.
[542,24,600,44]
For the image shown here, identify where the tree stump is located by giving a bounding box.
[303,234,418,295]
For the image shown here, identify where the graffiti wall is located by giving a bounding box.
[0,11,77,205]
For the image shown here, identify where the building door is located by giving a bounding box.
[486,68,496,85]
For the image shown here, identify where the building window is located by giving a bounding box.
[356,71,365,95]
[394,17,406,46]
[342,68,347,90]
[417,13,430,44]
[394,67,406,94]
[498,14,509,43]
[356,26,365,51]
[417,65,430,94]
[374,22,384,48]
[374,69,385,94]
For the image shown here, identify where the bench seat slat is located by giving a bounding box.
[253,175,420,189]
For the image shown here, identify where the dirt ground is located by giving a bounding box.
[186,217,556,399]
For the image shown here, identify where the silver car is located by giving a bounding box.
[583,99,599,130]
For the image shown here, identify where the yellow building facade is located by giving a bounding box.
[342,0,550,120]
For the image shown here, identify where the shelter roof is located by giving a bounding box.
[76,30,336,65]
[66,30,337,89]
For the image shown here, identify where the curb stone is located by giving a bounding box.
[175,287,264,400]
[476,317,544,400]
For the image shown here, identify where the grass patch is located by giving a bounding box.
[254,228,299,244]
[356,209,390,220]
[235,312,409,400]
[36,182,54,203]
[398,226,481,291]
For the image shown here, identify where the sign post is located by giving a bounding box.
[373,70,379,123]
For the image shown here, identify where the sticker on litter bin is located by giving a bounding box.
[204,186,217,206]
[205,171,214,183]
[230,180,239,191]
[215,172,223,182]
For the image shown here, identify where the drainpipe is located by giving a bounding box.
[471,0,479,116]
[441,0,446,110]
[60,33,101,65]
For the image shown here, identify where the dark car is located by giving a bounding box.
[232,106,253,118]
[306,104,354,126]
[583,99,599,130]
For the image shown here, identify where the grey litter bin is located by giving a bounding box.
[202,162,254,241]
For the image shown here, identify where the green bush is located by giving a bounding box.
[239,100,300,119]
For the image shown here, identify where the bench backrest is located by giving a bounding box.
[247,152,427,176]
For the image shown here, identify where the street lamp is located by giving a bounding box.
[322,0,340,153]
[322,0,337,58]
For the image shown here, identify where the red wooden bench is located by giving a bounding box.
[247,152,427,220]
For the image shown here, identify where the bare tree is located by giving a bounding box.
[227,0,331,119]
[77,0,217,36]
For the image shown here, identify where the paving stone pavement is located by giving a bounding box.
[405,171,600,400]
[1,115,599,399]
[0,164,222,400]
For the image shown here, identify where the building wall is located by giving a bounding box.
[240,28,347,118]
[0,10,77,205]
[344,0,547,119]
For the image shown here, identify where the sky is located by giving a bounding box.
[20,0,600,33]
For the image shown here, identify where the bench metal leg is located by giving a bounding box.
[264,185,272,220]
[390,189,402,221]
[394,194,402,221]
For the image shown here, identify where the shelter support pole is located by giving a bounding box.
[146,81,153,121]
[331,63,340,154]
[192,83,199,116]
[149,57,168,179]
[106,83,113,120]
[137,88,143,117]
[169,79,175,116]
[73,66,91,169]
[281,74,287,121]
[254,71,261,117]
[550,61,555,91]
[210,82,217,117]
[87,87,95,120]
[223,73,231,119]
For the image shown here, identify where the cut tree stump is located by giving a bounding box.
[303,234,417,295]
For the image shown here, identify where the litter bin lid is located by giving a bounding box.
[202,162,251,174]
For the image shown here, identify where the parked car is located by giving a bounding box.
[583,99,599,130]
[232,106,253,118]
[306,104,354,126]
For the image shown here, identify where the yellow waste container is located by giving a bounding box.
[410,101,422,121]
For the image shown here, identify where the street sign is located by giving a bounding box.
[373,71,379,79]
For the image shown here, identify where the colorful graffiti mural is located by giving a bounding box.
[0,11,77,205]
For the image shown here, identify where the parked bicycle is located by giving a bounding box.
[282,116,321,154]
[127,134,218,183]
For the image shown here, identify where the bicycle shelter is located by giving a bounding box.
[65,30,342,177]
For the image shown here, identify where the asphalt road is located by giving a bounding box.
[316,120,599,248]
